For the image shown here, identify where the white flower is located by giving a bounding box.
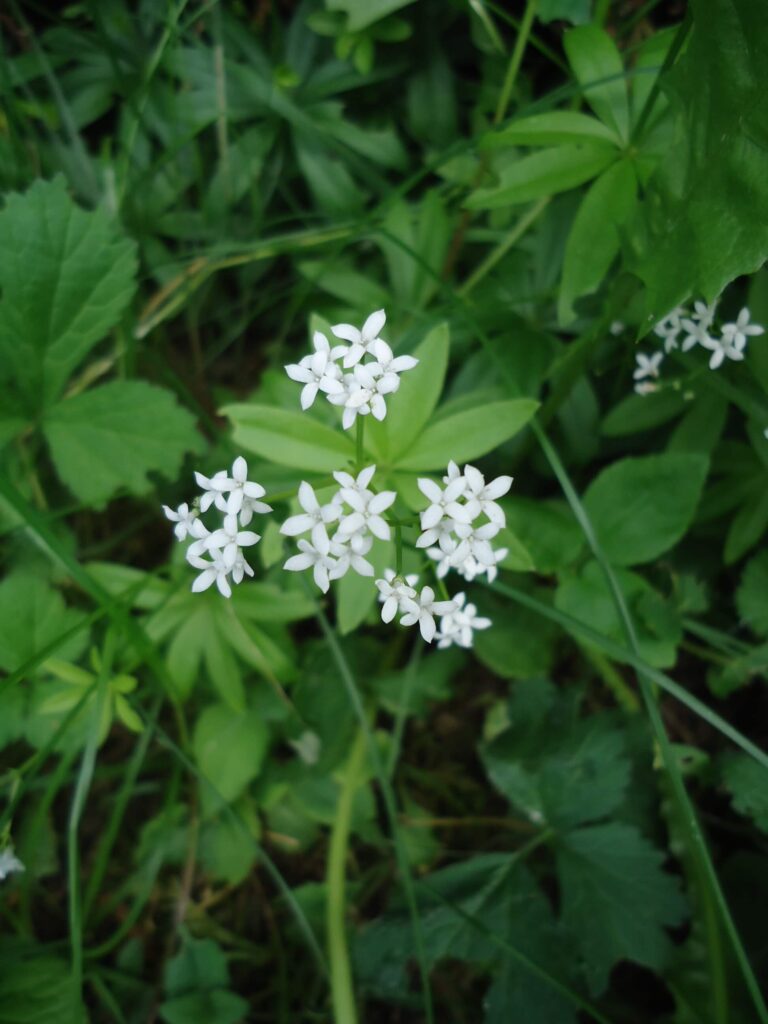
[442,460,463,487]
[206,513,260,569]
[653,305,686,351]
[699,330,745,370]
[610,320,626,336]
[329,533,375,579]
[367,338,419,383]
[331,309,387,368]
[194,469,230,513]
[0,847,24,881]
[690,299,718,327]
[332,465,377,494]
[285,331,345,410]
[720,308,764,352]
[417,517,464,554]
[634,381,659,396]
[417,475,471,531]
[375,570,418,623]
[162,502,199,541]
[460,465,513,526]
[633,351,664,381]
[283,534,338,593]
[219,457,272,518]
[231,550,255,585]
[191,550,233,598]
[436,592,492,649]
[281,481,341,549]
[679,301,718,352]
[400,585,457,643]
[336,487,396,542]
[426,543,456,579]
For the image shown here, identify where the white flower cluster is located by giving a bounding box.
[634,300,765,395]
[285,310,418,429]
[375,572,491,647]
[281,466,395,593]
[0,846,24,882]
[415,461,512,584]
[162,456,271,598]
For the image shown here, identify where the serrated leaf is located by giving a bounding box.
[557,823,688,994]
[395,399,538,471]
[0,946,87,1024]
[0,573,87,673]
[481,678,631,829]
[0,176,137,413]
[721,754,768,833]
[43,380,202,506]
[223,403,354,472]
[583,453,708,566]
[193,703,269,807]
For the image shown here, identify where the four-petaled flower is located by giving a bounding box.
[281,481,341,549]
[0,846,24,882]
[331,309,387,367]
[207,513,260,569]
[633,351,663,381]
[436,592,492,649]
[285,331,345,410]
[337,487,396,542]
[284,535,337,593]
[400,586,457,643]
[376,571,417,623]
[162,502,199,541]
[720,308,764,352]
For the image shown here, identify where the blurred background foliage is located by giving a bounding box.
[1,1,768,1022]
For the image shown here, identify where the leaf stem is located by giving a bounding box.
[355,417,365,472]
[458,196,550,297]
[395,525,403,575]
[493,0,539,126]
[326,729,367,1024]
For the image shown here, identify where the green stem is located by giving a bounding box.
[579,643,640,712]
[327,730,367,1024]
[355,417,365,472]
[459,197,550,297]
[395,525,403,575]
[493,0,540,125]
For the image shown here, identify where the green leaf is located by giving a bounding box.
[192,703,269,806]
[0,177,137,413]
[165,936,229,996]
[474,592,558,680]
[160,989,249,1024]
[484,111,618,148]
[630,0,768,319]
[721,754,768,833]
[537,0,591,24]
[602,388,687,437]
[558,159,637,323]
[563,26,630,142]
[736,550,768,637]
[337,540,393,635]
[724,487,768,565]
[557,823,688,995]
[365,322,450,463]
[0,946,87,1024]
[499,498,584,573]
[0,573,86,674]
[481,679,631,830]
[222,403,354,472]
[43,380,202,506]
[327,0,416,32]
[467,145,616,209]
[556,560,682,669]
[583,453,708,566]
[395,399,538,471]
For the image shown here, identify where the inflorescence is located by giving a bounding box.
[633,298,764,395]
[162,310,509,648]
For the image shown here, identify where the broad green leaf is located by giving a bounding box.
[474,592,558,679]
[630,0,768,320]
[556,561,682,669]
[537,0,590,24]
[0,176,137,413]
[160,989,249,1024]
[630,26,677,125]
[557,823,688,995]
[583,453,709,566]
[563,26,630,142]
[199,806,260,884]
[222,402,354,472]
[193,703,269,806]
[724,486,768,565]
[558,159,637,323]
[497,528,536,572]
[337,540,393,635]
[165,936,229,995]
[0,573,86,673]
[395,399,538,471]
[481,679,631,829]
[43,380,202,507]
[327,0,416,32]
[721,754,768,833]
[484,111,618,148]
[365,322,450,463]
[500,498,584,573]
[667,392,728,454]
[466,145,615,209]
[736,549,768,636]
[602,388,687,437]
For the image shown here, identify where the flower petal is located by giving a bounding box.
[362,309,386,341]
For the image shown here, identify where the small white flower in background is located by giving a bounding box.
[331,308,387,367]
[281,481,341,548]
[231,550,255,585]
[162,502,199,541]
[689,299,718,328]
[191,550,234,599]
[337,487,396,542]
[218,457,273,518]
[283,534,338,593]
[610,320,625,336]
[461,466,512,525]
[418,475,472,531]
[400,585,457,643]
[376,570,417,623]
[368,339,419,379]
[289,730,322,765]
[699,330,745,370]
[333,465,377,494]
[679,315,713,353]
[0,846,24,882]
[633,351,663,381]
[720,308,764,352]
[206,513,260,569]
[194,469,230,513]
[634,381,659,397]
[435,592,492,649]
[653,305,685,351]
[329,533,375,579]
